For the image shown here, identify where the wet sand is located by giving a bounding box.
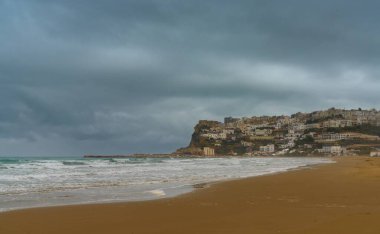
[1,157,380,234]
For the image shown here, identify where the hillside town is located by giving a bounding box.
[176,108,380,157]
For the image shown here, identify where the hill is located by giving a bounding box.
[176,108,380,156]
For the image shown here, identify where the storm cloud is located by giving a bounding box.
[1,0,380,156]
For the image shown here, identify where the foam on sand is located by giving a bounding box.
[146,189,166,196]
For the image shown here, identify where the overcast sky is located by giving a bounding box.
[1,0,380,156]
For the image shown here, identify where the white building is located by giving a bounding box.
[290,123,306,132]
[201,132,227,140]
[259,144,275,153]
[319,133,350,141]
[370,151,380,157]
[255,128,272,136]
[319,145,346,155]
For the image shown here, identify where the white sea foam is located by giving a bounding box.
[146,189,166,196]
[0,157,333,212]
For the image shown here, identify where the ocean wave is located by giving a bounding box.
[0,158,29,164]
[0,157,333,212]
[62,161,87,166]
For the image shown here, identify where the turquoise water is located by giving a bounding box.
[0,156,333,212]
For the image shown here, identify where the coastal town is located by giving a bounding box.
[176,108,380,157]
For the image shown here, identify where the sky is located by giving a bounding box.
[1,0,380,156]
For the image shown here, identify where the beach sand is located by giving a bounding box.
[1,157,380,234]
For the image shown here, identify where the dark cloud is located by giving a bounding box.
[1,0,380,156]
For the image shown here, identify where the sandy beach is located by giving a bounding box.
[1,157,380,234]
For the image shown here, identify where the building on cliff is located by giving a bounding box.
[319,145,346,156]
[259,144,275,154]
[370,150,380,157]
[203,147,215,156]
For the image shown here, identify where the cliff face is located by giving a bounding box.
[175,120,221,155]
[189,120,221,147]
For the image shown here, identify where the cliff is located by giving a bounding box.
[176,120,222,155]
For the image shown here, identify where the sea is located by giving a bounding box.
[0,156,333,212]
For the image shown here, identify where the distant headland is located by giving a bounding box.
[86,108,380,158]
[176,107,380,157]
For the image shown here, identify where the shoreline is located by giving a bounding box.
[2,157,380,233]
[83,154,338,158]
[0,157,331,214]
